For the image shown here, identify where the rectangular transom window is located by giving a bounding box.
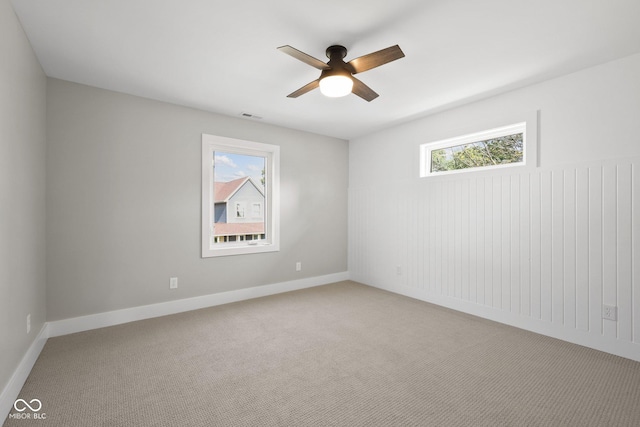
[202,134,280,257]
[420,122,527,177]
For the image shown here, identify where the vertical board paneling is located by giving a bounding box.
[469,179,478,303]
[440,182,448,293]
[485,177,493,306]
[443,180,451,294]
[448,181,456,296]
[404,188,411,287]
[425,182,433,291]
[493,176,502,309]
[576,168,590,331]
[395,188,401,285]
[414,188,421,289]
[530,171,542,320]
[390,188,397,284]
[348,157,639,358]
[588,167,603,335]
[429,183,436,292]
[405,188,412,287]
[617,163,632,342]
[419,183,427,291]
[564,169,577,329]
[602,165,618,338]
[633,163,640,344]
[540,171,553,322]
[551,170,565,325]
[415,183,422,289]
[461,180,470,300]
[411,185,419,289]
[501,176,511,311]
[406,186,414,288]
[435,181,443,294]
[510,175,521,314]
[476,177,486,305]
[520,173,531,317]
[454,181,463,297]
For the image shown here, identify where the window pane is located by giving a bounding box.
[202,133,280,258]
[212,151,266,245]
[431,133,523,173]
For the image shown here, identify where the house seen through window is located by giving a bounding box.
[213,152,266,244]
[202,134,280,257]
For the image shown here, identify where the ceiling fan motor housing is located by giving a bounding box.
[326,45,347,60]
[325,45,355,76]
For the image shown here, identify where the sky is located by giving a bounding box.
[214,151,265,186]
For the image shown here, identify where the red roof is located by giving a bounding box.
[214,177,249,202]
[214,222,264,237]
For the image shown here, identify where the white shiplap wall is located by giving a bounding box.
[349,157,640,361]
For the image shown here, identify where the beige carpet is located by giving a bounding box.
[5,281,640,426]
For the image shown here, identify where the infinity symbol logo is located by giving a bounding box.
[13,399,42,412]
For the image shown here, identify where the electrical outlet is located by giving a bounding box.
[295,262,302,272]
[27,314,31,334]
[396,266,402,276]
[169,277,178,289]
[602,305,617,321]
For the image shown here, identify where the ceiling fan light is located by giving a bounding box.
[319,75,353,97]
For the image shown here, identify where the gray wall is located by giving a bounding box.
[0,0,47,394]
[46,78,348,321]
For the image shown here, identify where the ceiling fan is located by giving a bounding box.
[277,44,405,102]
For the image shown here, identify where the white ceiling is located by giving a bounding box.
[10,0,640,140]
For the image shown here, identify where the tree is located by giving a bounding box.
[431,133,523,172]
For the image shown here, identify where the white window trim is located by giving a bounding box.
[420,112,538,178]
[202,134,280,257]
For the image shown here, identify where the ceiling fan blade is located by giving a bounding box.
[277,45,329,70]
[348,45,405,74]
[287,79,320,98]
[351,77,379,102]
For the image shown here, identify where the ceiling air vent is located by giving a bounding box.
[240,112,263,120]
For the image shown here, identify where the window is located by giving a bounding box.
[420,122,528,177]
[251,202,262,218]
[234,202,246,219]
[202,134,280,257]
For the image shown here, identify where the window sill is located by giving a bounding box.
[202,242,280,258]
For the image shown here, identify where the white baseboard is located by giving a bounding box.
[0,324,49,421]
[364,280,640,363]
[48,271,349,337]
